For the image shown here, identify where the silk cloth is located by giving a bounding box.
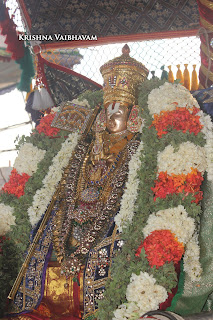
[31,263,83,319]
[7,262,83,320]
[168,178,213,315]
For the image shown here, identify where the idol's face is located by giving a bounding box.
[106,104,129,133]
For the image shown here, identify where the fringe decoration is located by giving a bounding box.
[25,83,33,102]
[16,46,35,92]
[183,64,191,90]
[191,65,199,91]
[161,66,168,80]
[0,6,24,60]
[0,2,34,92]
[40,87,55,109]
[32,89,43,110]
[176,65,184,84]
[25,91,44,125]
[168,66,174,83]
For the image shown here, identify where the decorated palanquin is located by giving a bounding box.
[1,46,213,320]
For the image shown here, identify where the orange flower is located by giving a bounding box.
[36,113,60,137]
[2,168,30,198]
[152,169,203,204]
[150,107,203,138]
[136,230,184,268]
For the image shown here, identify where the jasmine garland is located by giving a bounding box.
[28,132,79,226]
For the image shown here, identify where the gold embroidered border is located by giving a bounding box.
[83,232,120,319]
[200,16,213,31]
[200,64,213,81]
[199,0,213,10]
[201,43,213,60]
[9,220,53,314]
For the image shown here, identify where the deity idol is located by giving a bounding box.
[7,45,149,319]
[5,44,213,320]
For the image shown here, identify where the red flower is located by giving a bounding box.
[2,168,30,198]
[150,107,203,138]
[36,113,60,137]
[152,169,203,204]
[136,230,184,268]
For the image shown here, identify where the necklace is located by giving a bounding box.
[83,151,122,187]
[103,129,129,143]
[52,136,139,283]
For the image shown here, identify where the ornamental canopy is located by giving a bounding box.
[20,0,200,51]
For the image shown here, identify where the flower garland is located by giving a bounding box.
[157,142,207,176]
[28,132,79,226]
[0,204,15,235]
[0,83,210,319]
[0,104,84,317]
[143,205,195,245]
[183,233,202,281]
[14,143,46,176]
[108,81,208,320]
[152,169,204,204]
[136,230,184,268]
[198,111,213,182]
[151,107,203,138]
[114,141,144,232]
[147,82,200,115]
[113,272,168,320]
[2,168,30,198]
[36,112,60,137]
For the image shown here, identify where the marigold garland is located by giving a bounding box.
[2,169,30,198]
[152,169,204,204]
[36,113,60,137]
[151,107,203,138]
[136,230,184,268]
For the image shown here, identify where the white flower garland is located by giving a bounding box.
[0,204,16,235]
[14,143,46,176]
[113,272,168,320]
[157,142,207,176]
[143,205,195,245]
[28,132,79,226]
[198,111,213,183]
[114,141,144,232]
[183,233,202,282]
[147,82,200,116]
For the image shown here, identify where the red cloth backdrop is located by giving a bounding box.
[197,0,213,88]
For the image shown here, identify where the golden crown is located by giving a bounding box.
[100,44,149,108]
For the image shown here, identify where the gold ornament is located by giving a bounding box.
[127,105,143,133]
[100,44,149,108]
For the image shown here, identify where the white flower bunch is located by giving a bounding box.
[148,82,200,116]
[183,233,202,281]
[157,142,207,176]
[28,132,79,226]
[113,302,141,320]
[198,112,213,182]
[0,204,16,235]
[14,143,46,176]
[113,272,167,320]
[143,205,195,245]
[115,141,144,232]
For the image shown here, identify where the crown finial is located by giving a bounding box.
[122,44,130,56]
